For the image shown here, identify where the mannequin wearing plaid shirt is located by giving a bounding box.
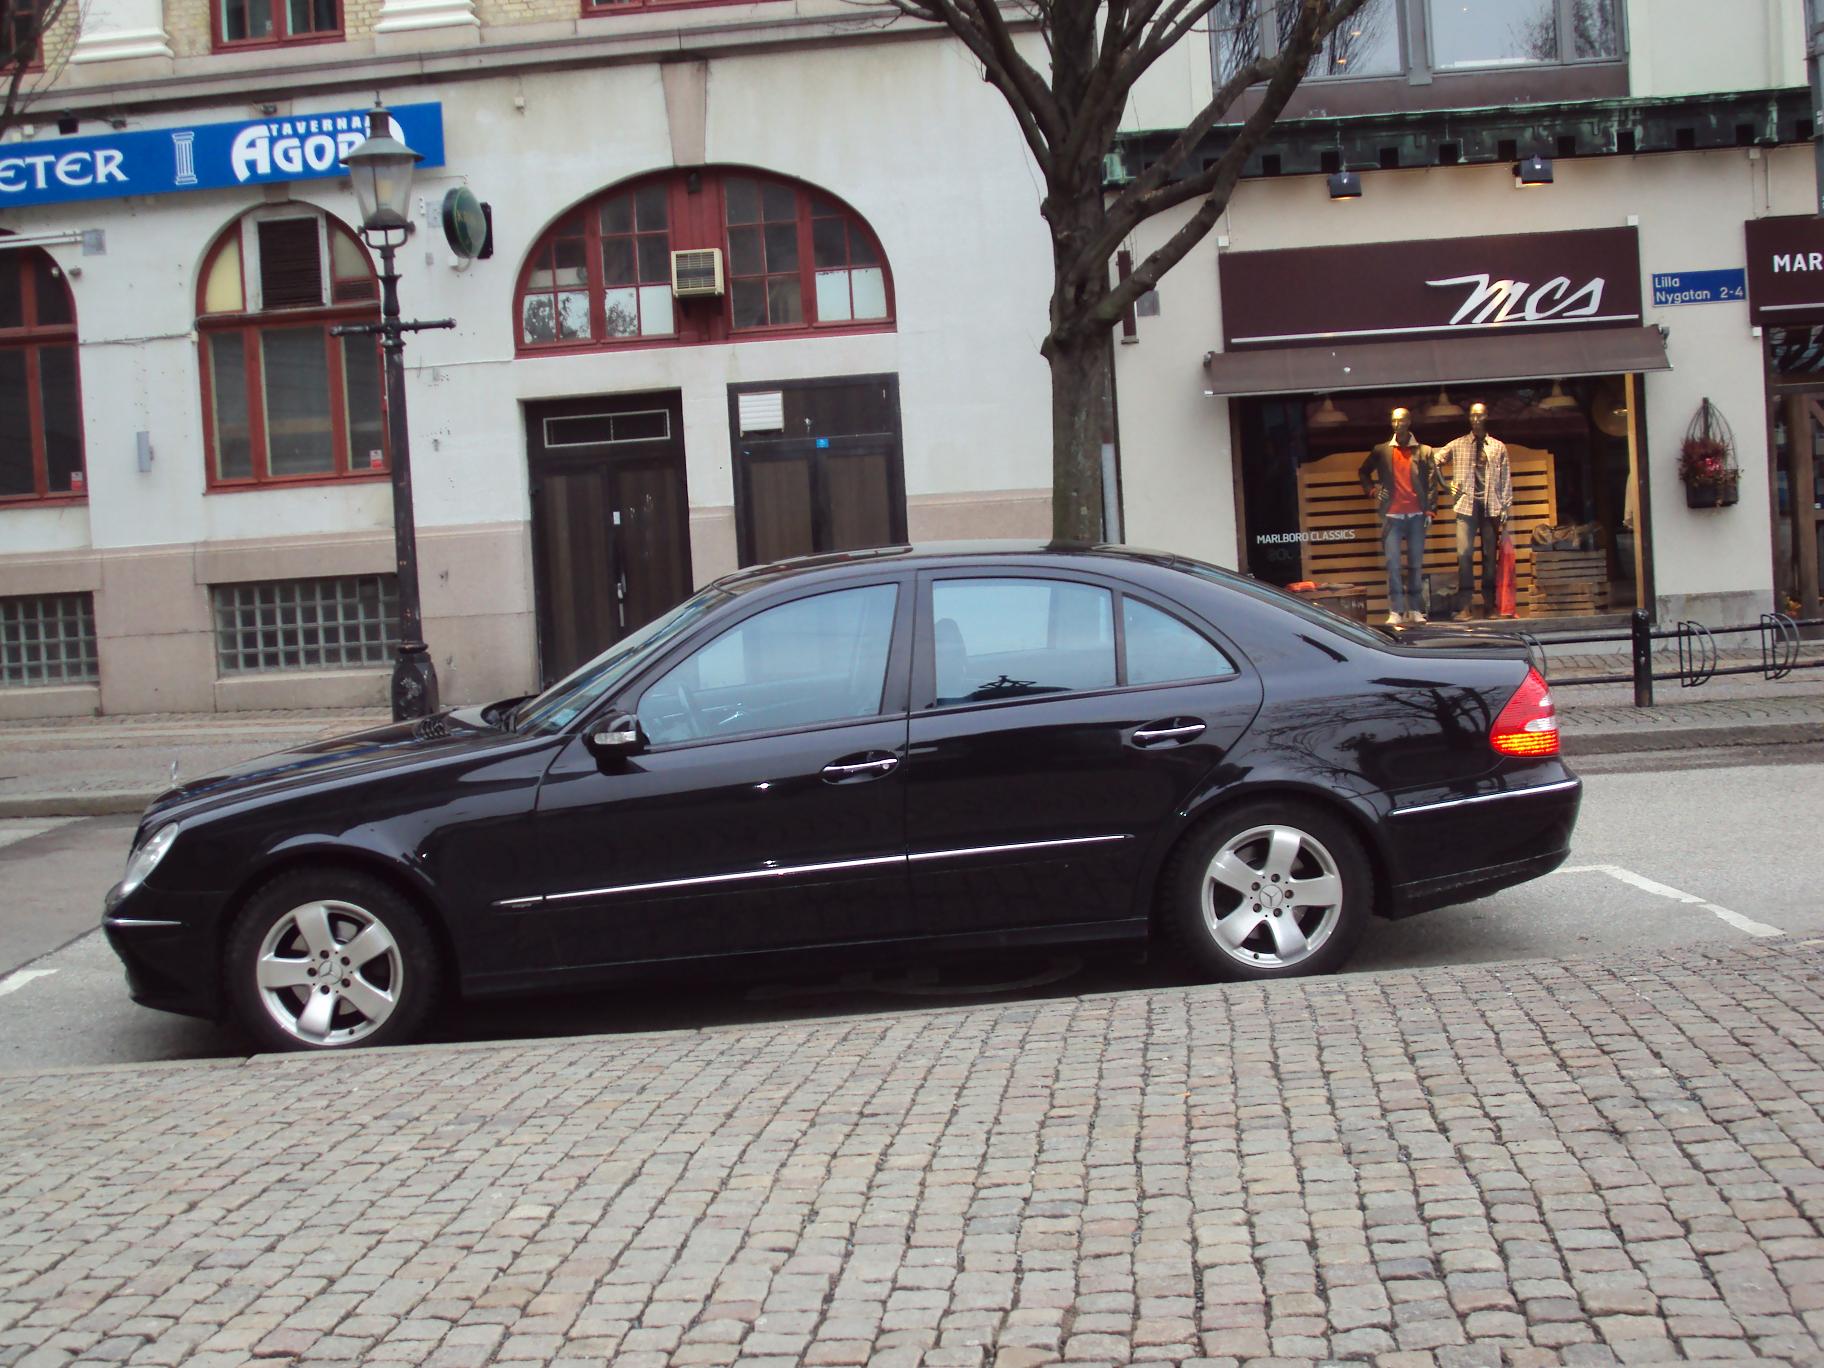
[1435,402,1512,618]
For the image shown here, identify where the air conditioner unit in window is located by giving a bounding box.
[671,248,724,298]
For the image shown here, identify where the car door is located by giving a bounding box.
[903,569,1264,937]
[516,577,914,976]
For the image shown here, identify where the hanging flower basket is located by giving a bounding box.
[1678,398,1739,508]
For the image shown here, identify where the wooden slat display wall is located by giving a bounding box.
[1293,444,1560,617]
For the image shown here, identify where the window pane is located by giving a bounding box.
[1571,0,1621,58]
[1427,0,1555,67]
[815,270,852,324]
[221,0,272,40]
[930,579,1115,705]
[847,222,878,267]
[732,278,767,329]
[32,257,72,327]
[39,345,83,494]
[602,236,635,286]
[767,276,803,326]
[260,328,334,476]
[341,335,384,473]
[728,225,764,277]
[329,227,368,282]
[0,260,21,329]
[812,216,848,268]
[522,294,557,344]
[638,284,673,336]
[634,184,668,229]
[764,222,799,273]
[603,287,639,338]
[1212,0,1264,82]
[553,238,587,287]
[0,351,30,496]
[761,182,797,222]
[725,178,760,225]
[851,267,887,320]
[1314,0,1400,76]
[638,585,899,745]
[637,234,670,285]
[556,291,590,339]
[1123,598,1234,685]
[203,235,245,313]
[600,194,632,235]
[208,334,253,480]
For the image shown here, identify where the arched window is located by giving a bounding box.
[0,246,84,503]
[516,169,893,354]
[196,208,386,488]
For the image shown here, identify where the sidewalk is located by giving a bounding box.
[2,647,1823,817]
[1,939,1820,1366]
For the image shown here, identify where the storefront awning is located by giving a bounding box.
[1202,325,1670,398]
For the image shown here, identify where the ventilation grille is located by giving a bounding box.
[257,219,325,310]
[671,248,724,298]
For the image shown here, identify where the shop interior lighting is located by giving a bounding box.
[1422,388,1464,420]
[1326,169,1362,200]
[1309,395,1349,427]
[1533,379,1579,413]
[1513,154,1554,186]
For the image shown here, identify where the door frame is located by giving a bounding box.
[726,373,908,567]
[524,390,693,685]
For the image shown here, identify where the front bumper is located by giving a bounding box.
[102,881,224,1021]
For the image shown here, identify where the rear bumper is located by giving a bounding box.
[102,881,223,1021]
[1382,773,1582,917]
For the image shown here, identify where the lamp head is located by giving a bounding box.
[342,107,422,235]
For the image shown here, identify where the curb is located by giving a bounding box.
[0,792,158,819]
[1561,721,1824,756]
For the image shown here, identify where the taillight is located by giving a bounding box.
[1490,667,1559,757]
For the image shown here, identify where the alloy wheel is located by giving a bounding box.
[254,899,404,1046]
[1199,823,1344,970]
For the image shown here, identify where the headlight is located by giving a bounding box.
[121,824,179,897]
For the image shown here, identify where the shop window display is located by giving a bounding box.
[1235,378,1639,622]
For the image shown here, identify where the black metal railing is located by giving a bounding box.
[1509,611,1824,706]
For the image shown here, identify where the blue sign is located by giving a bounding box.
[0,103,443,209]
[815,437,831,448]
[1651,269,1746,307]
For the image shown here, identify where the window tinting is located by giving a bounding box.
[930,579,1115,706]
[639,584,898,744]
[1123,598,1236,685]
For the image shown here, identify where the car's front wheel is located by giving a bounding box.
[225,869,441,1051]
[1162,801,1371,981]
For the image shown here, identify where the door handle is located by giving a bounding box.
[1132,719,1206,747]
[821,754,900,782]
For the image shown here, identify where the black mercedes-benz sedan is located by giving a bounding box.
[104,543,1579,1051]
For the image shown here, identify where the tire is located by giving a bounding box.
[224,868,442,1052]
[1160,800,1372,982]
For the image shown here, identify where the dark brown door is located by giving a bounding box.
[526,393,693,685]
[729,375,906,567]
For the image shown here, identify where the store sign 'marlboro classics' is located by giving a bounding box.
[1219,227,1644,350]
[1743,216,1824,328]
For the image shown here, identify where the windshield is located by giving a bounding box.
[512,587,731,736]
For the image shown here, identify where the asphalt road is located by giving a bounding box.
[3,742,1819,1073]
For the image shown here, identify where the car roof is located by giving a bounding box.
[712,541,1213,592]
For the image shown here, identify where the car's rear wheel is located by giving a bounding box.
[1162,801,1371,981]
[225,869,440,1051]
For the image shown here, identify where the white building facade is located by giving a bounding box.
[1,0,1819,716]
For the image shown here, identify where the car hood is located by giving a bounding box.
[140,709,506,827]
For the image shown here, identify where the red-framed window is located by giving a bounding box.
[3,0,46,70]
[0,247,85,505]
[581,0,769,16]
[196,210,387,491]
[515,168,893,356]
[214,0,341,49]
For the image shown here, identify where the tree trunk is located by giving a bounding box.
[1048,331,1111,543]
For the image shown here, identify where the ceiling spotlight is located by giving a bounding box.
[1513,154,1554,186]
[1327,169,1362,200]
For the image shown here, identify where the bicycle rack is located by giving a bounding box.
[1761,612,1800,680]
[1676,619,1717,689]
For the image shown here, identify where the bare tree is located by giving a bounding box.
[2,0,78,147]
[884,0,1368,540]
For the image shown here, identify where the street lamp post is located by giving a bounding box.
[335,107,454,722]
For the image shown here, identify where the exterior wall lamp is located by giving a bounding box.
[1327,169,1362,199]
[1514,155,1554,186]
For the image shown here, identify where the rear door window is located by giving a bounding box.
[1123,597,1236,685]
[930,578,1115,706]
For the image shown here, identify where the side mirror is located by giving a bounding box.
[583,714,645,760]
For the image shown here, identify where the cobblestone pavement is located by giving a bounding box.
[3,941,1821,1367]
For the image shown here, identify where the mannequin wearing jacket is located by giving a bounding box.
[1358,407,1442,626]
[1434,402,1513,619]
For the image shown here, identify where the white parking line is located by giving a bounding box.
[0,968,58,998]
[1556,863,1786,939]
